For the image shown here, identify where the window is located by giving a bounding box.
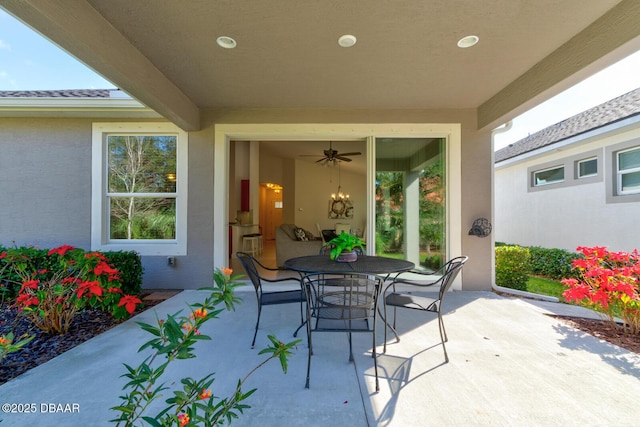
[92,123,188,255]
[577,157,597,178]
[617,146,640,195]
[533,166,564,186]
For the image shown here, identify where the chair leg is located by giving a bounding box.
[293,300,305,337]
[382,302,400,354]
[437,312,449,362]
[251,304,262,349]
[305,316,312,388]
[348,332,354,362]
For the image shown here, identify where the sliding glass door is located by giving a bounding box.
[375,138,446,271]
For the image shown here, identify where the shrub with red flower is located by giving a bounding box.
[562,246,640,335]
[1,245,142,334]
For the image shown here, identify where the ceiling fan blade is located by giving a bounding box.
[299,154,324,157]
[334,156,352,162]
[337,152,361,156]
[315,158,329,163]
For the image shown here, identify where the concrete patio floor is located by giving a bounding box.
[1,283,639,426]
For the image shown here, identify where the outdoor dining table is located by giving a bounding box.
[284,254,415,278]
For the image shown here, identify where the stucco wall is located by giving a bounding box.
[0,118,92,249]
[1,107,494,291]
[495,125,640,253]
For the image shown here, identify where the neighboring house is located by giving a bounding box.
[495,88,640,253]
[1,2,639,290]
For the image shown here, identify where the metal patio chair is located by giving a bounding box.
[302,272,384,391]
[236,252,305,348]
[382,256,468,362]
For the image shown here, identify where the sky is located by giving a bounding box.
[1,8,639,149]
[0,9,116,91]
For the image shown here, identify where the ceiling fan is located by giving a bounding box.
[300,141,362,164]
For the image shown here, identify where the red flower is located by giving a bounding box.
[20,279,39,292]
[76,281,103,298]
[118,295,142,314]
[47,244,75,256]
[94,261,118,276]
[0,251,6,259]
[16,293,39,307]
[84,251,107,261]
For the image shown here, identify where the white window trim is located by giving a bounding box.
[576,157,598,179]
[532,165,564,187]
[617,146,640,196]
[91,122,188,256]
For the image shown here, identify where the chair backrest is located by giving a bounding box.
[316,223,325,243]
[236,252,262,293]
[437,256,468,300]
[302,273,382,323]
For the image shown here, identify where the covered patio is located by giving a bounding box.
[1,284,638,426]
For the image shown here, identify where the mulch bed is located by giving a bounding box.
[0,294,170,385]
[554,316,640,355]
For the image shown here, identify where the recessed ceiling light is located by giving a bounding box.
[338,34,357,48]
[457,35,479,48]
[216,36,237,49]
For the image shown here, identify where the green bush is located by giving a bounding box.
[528,246,580,280]
[495,245,531,291]
[103,250,144,295]
[422,253,444,271]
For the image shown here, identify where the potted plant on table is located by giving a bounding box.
[326,232,366,262]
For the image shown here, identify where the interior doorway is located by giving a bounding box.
[259,183,283,241]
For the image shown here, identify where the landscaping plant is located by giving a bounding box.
[562,246,640,335]
[0,244,142,334]
[111,267,300,426]
[495,245,531,291]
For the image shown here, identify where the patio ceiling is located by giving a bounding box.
[2,1,640,131]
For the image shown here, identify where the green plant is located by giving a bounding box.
[326,232,366,260]
[0,332,34,362]
[1,245,142,334]
[111,267,300,426]
[562,246,640,335]
[528,246,581,280]
[103,251,144,296]
[495,245,531,291]
[526,276,567,300]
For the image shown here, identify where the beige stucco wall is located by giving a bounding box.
[495,124,640,253]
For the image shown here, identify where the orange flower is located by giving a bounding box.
[0,336,10,346]
[190,308,207,319]
[221,267,233,276]
[198,388,212,399]
[177,413,189,426]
